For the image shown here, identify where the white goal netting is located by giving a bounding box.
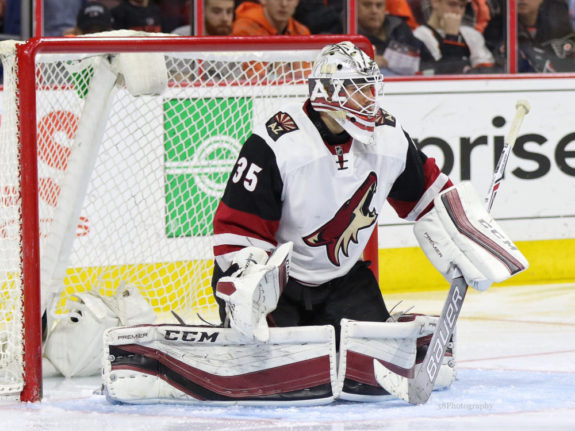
[0,34,364,400]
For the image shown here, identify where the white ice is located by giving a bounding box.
[1,283,574,430]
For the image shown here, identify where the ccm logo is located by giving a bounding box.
[478,218,517,250]
[164,330,219,343]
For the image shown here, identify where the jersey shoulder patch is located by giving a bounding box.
[376,109,396,127]
[265,112,299,141]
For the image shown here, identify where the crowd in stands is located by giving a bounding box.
[0,0,573,74]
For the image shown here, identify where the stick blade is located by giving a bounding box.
[408,369,434,405]
[373,359,432,405]
[373,359,411,403]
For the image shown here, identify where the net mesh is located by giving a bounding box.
[0,38,319,397]
[0,41,24,398]
[37,50,315,319]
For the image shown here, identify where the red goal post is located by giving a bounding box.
[0,34,377,402]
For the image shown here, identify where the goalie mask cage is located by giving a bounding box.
[0,35,377,402]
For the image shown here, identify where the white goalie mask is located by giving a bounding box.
[308,41,384,145]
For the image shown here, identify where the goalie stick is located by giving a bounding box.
[374,100,531,404]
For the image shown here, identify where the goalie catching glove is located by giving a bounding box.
[216,242,292,342]
[414,182,528,291]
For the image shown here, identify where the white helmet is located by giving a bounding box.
[308,41,384,144]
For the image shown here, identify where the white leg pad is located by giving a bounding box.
[336,317,456,401]
[103,324,337,406]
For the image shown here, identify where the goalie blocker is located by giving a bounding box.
[102,316,455,405]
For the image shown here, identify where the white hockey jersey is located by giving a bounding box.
[213,100,450,286]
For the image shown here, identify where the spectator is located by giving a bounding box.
[171,0,237,82]
[232,0,310,36]
[203,0,233,35]
[483,0,504,52]
[517,0,575,72]
[417,0,491,31]
[413,0,496,74]
[571,0,575,30]
[232,0,311,80]
[44,0,86,36]
[172,0,234,35]
[466,0,491,32]
[292,0,417,33]
[294,0,343,34]
[0,0,5,33]
[201,0,238,80]
[158,0,187,33]
[111,0,162,32]
[97,0,121,8]
[66,1,114,35]
[4,0,18,36]
[357,0,431,75]
[387,0,419,29]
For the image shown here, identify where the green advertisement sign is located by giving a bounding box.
[164,98,252,237]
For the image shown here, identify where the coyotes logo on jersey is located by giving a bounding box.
[303,172,378,266]
[266,112,299,141]
[376,109,396,127]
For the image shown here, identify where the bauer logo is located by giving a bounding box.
[163,98,252,237]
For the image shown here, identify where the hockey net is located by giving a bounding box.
[0,34,374,401]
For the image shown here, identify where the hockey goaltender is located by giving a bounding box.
[57,42,528,405]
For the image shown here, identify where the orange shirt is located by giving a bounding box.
[232,2,311,36]
[232,2,311,80]
[386,0,418,30]
[471,0,491,33]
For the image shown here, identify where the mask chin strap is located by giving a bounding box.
[333,111,376,145]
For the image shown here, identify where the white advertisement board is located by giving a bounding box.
[2,76,574,257]
[378,77,575,247]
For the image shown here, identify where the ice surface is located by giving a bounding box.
[1,283,574,430]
